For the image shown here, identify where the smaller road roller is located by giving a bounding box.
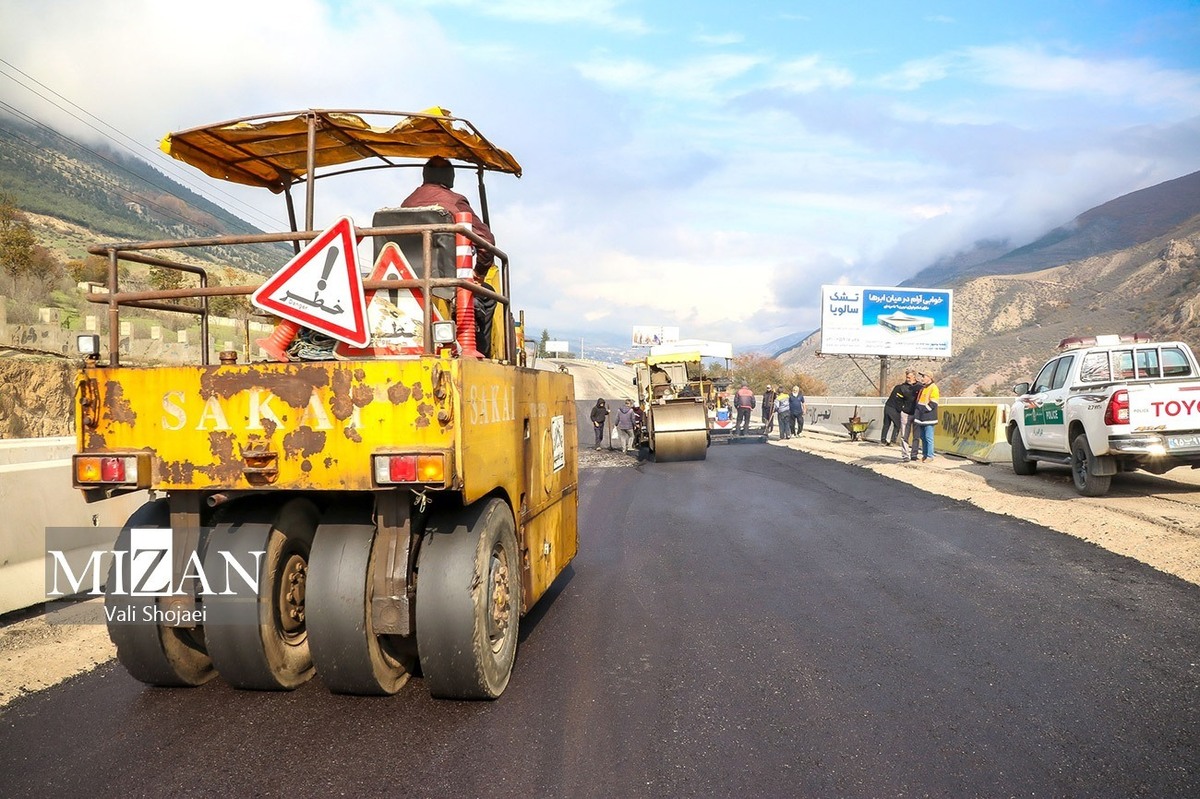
[630,352,712,461]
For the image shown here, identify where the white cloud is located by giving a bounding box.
[966,45,1200,110]
[694,32,745,46]
[876,55,956,91]
[880,44,1200,112]
[767,55,855,93]
[577,53,764,101]
[414,0,649,34]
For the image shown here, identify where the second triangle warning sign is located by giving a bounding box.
[335,242,444,358]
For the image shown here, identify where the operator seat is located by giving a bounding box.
[371,206,456,302]
[371,206,496,358]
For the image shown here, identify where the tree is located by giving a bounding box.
[149,265,185,291]
[207,272,252,319]
[727,353,824,395]
[538,328,550,356]
[0,194,38,277]
[67,255,112,285]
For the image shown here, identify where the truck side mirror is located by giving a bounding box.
[1012,381,1030,395]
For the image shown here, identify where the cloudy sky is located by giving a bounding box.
[2,0,1199,350]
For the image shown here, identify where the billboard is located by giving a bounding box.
[820,285,953,357]
[631,325,679,348]
[544,340,570,354]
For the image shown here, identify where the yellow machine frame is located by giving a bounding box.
[71,109,577,698]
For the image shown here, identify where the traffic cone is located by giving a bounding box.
[256,319,299,362]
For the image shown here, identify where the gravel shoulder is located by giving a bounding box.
[777,429,1200,586]
[4,424,1198,711]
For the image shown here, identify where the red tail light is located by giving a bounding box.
[100,457,126,482]
[389,455,418,483]
[1105,389,1129,425]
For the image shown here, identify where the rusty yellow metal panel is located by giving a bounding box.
[521,491,579,608]
[456,360,578,607]
[77,360,453,491]
[77,355,578,607]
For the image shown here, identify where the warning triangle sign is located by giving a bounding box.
[335,242,444,358]
[251,217,370,346]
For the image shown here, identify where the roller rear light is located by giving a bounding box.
[373,453,449,486]
[73,454,148,488]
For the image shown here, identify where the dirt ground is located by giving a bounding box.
[3,427,1198,710]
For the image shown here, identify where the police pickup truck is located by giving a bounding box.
[1007,334,1200,496]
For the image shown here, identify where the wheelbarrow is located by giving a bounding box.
[841,419,874,441]
[841,406,874,441]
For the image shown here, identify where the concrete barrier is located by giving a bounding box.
[0,437,145,616]
[800,396,1013,462]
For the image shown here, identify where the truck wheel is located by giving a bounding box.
[105,499,214,687]
[203,498,319,690]
[1011,430,1037,475]
[306,512,414,695]
[1071,434,1112,496]
[416,498,521,699]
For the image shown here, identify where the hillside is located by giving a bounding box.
[0,113,289,271]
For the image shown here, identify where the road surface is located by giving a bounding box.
[1,440,1197,798]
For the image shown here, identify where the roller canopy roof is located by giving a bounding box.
[160,107,522,193]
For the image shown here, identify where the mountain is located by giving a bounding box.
[742,330,814,358]
[780,170,1200,396]
[908,170,1200,287]
[0,113,289,272]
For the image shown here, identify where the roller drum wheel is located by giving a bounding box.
[416,498,521,699]
[105,499,214,687]
[647,402,709,462]
[203,498,320,690]
[307,513,414,695]
[652,429,709,462]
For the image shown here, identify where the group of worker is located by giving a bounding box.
[590,398,642,455]
[763,384,806,439]
[728,383,806,438]
[728,370,940,460]
[880,369,941,461]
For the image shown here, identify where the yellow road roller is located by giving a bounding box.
[70,108,577,699]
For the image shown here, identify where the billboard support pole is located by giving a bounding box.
[878,355,888,398]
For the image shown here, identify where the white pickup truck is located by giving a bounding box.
[1007,334,1200,495]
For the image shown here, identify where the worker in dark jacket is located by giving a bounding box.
[898,369,922,461]
[402,156,495,273]
[733,382,756,435]
[761,384,777,434]
[788,385,805,435]
[589,398,609,450]
[881,369,919,449]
